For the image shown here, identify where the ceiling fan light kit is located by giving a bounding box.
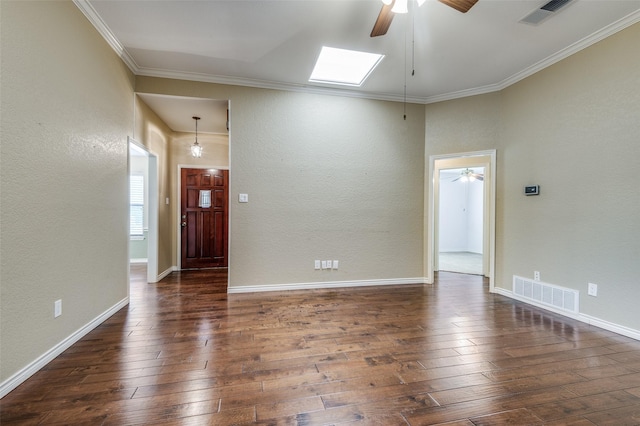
[453,168,484,182]
[392,0,409,14]
[371,0,478,37]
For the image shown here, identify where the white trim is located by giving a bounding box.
[73,2,640,105]
[135,67,426,104]
[146,154,159,284]
[427,150,496,292]
[129,258,148,264]
[494,288,640,341]
[72,0,139,73]
[156,266,177,282]
[580,314,640,342]
[127,137,159,285]
[0,297,129,399]
[228,277,429,294]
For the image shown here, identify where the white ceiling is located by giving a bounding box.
[78,0,640,129]
[137,93,228,134]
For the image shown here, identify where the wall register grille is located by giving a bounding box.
[513,275,579,314]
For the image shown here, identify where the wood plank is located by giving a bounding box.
[2,268,639,425]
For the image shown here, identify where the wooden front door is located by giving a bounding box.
[181,168,228,269]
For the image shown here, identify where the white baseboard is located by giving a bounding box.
[579,313,640,341]
[0,297,129,399]
[129,258,148,264]
[155,266,177,282]
[494,287,640,341]
[228,277,429,294]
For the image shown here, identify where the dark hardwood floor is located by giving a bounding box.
[2,266,640,425]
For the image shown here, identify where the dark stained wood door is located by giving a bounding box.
[181,168,228,269]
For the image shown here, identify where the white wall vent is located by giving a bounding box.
[520,0,574,25]
[513,275,579,314]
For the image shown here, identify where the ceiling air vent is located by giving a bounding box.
[520,0,574,25]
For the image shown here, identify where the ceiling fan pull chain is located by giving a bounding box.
[412,7,416,76]
[403,17,408,120]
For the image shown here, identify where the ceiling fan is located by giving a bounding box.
[371,0,479,37]
[452,168,484,182]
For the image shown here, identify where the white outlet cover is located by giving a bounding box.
[239,193,249,203]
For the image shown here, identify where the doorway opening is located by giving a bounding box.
[427,150,496,291]
[179,167,229,269]
[128,138,159,285]
[438,167,484,275]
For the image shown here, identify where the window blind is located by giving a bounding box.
[130,175,144,236]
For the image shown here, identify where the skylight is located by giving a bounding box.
[309,46,384,87]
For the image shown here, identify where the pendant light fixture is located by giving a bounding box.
[191,116,202,158]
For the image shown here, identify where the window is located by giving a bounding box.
[309,46,384,87]
[130,175,144,236]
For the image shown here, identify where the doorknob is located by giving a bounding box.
[181,222,186,227]
[181,214,186,228]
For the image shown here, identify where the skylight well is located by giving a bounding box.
[309,46,384,87]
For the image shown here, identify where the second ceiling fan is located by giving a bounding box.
[371,0,479,37]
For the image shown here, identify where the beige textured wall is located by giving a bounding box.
[135,77,426,287]
[171,132,229,169]
[425,23,640,330]
[0,1,134,382]
[133,97,174,274]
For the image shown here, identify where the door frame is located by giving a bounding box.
[128,137,159,284]
[176,164,230,270]
[427,149,496,292]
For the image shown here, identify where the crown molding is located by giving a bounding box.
[73,0,140,73]
[494,9,640,94]
[74,2,640,105]
[134,67,428,104]
[422,8,640,104]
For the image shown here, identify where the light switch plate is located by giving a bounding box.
[524,185,539,196]
[239,193,249,203]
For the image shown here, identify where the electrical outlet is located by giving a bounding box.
[54,299,62,318]
[314,260,321,270]
[321,260,327,269]
[326,260,332,270]
[534,271,540,281]
[588,282,598,297]
[333,260,339,270]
